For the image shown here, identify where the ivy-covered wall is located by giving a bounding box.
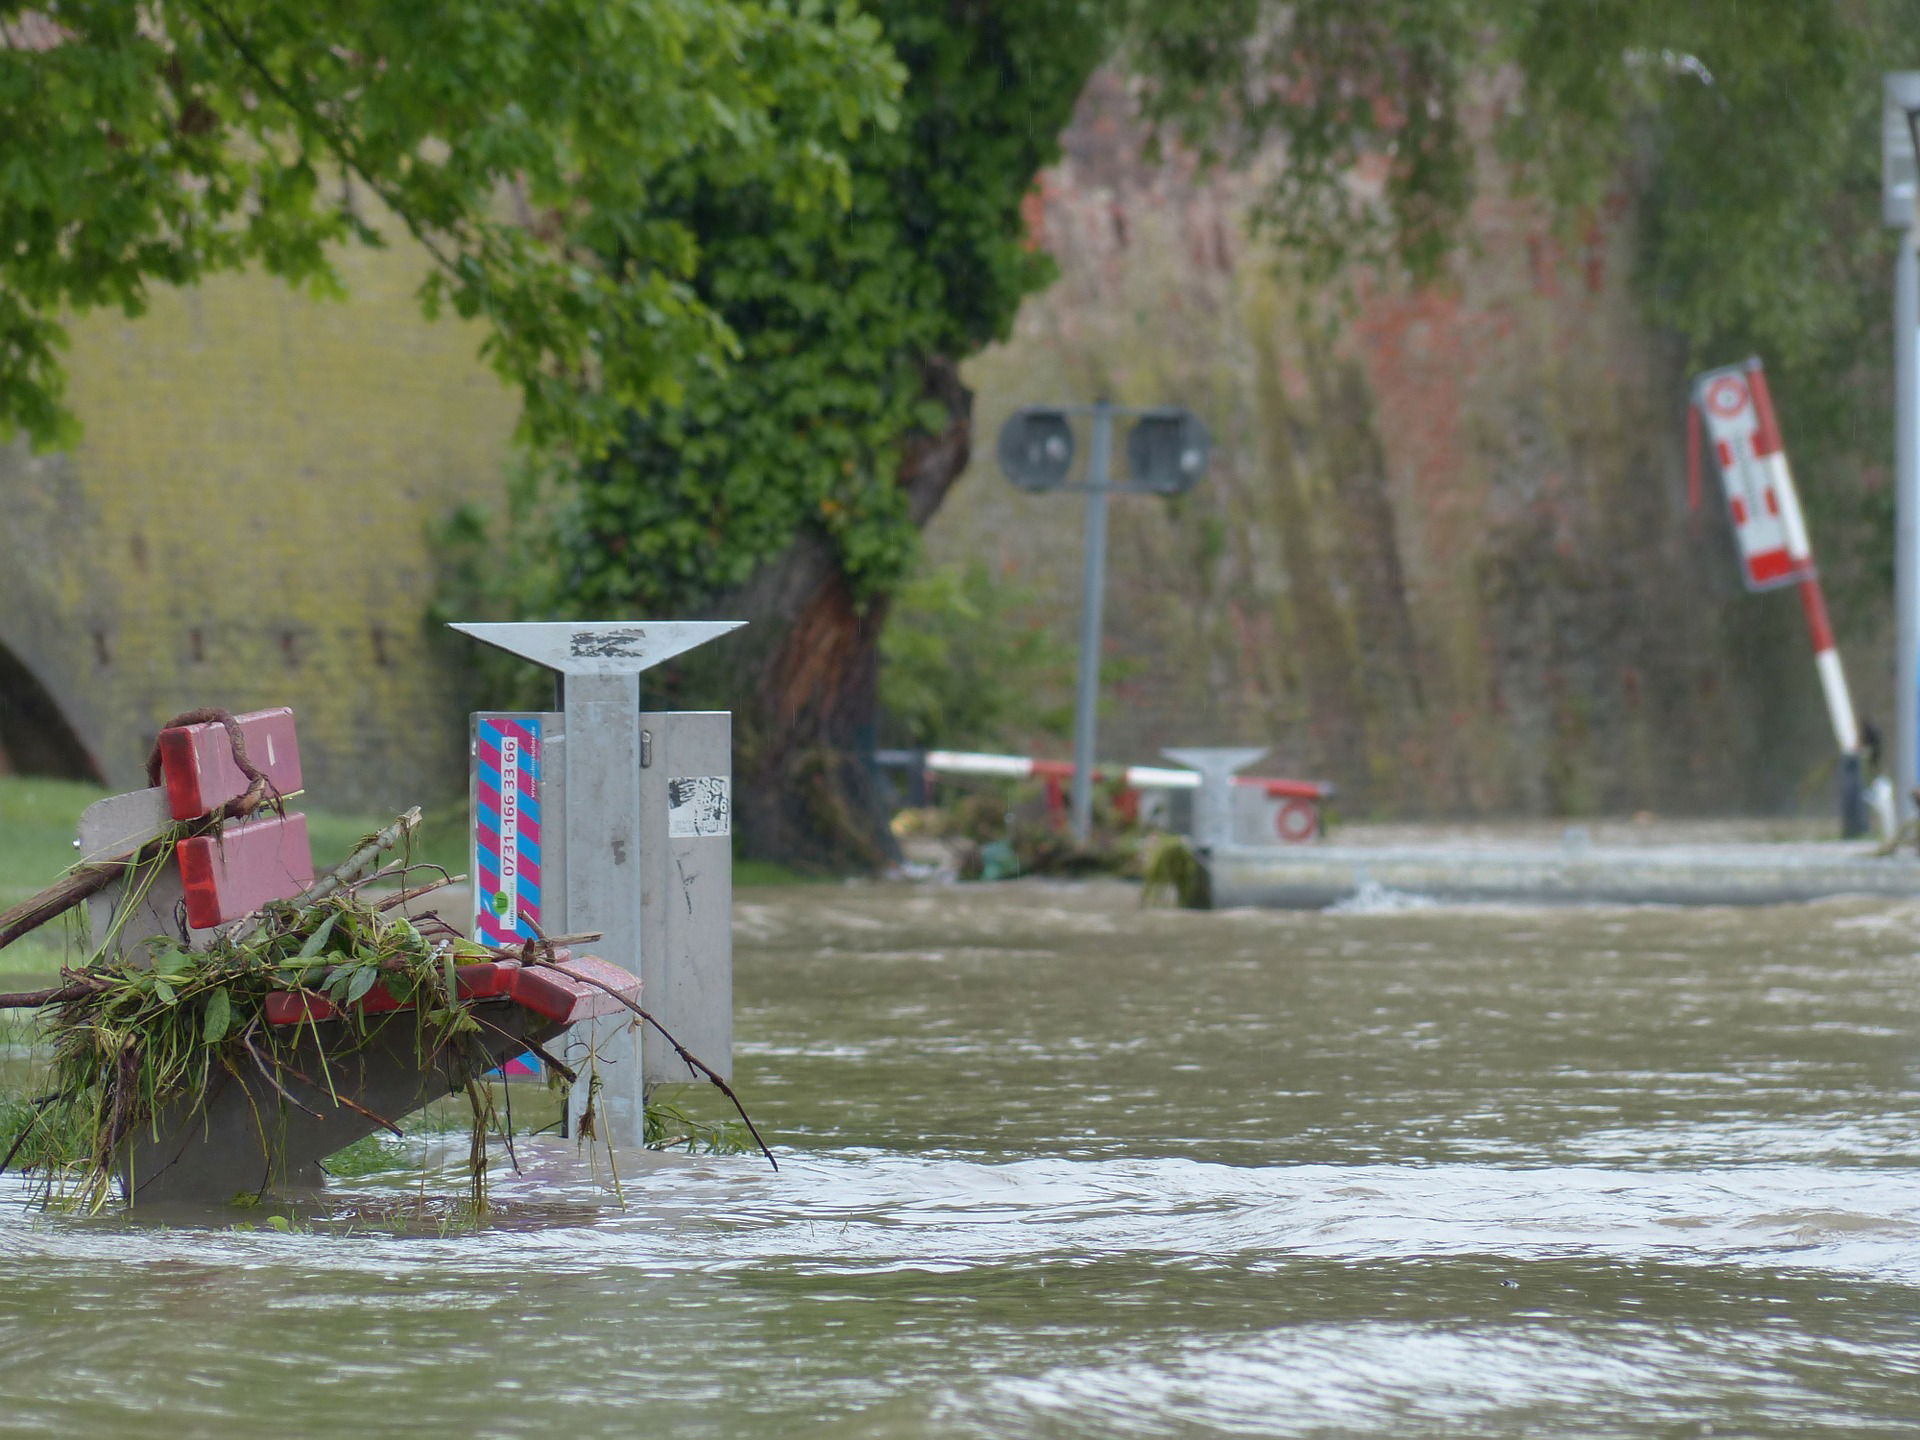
[0,233,516,810]
[931,73,1865,817]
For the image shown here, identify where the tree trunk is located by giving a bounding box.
[689,357,974,872]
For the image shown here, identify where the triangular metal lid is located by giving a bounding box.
[448,620,745,676]
[1162,746,1268,777]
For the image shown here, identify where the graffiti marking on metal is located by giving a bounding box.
[569,628,649,659]
[666,776,730,838]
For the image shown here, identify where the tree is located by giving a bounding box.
[457,0,1111,869]
[0,0,901,452]
[1127,0,1918,602]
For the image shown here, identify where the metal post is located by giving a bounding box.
[560,671,646,1147]
[1163,747,1268,853]
[1898,231,1919,818]
[1070,399,1114,847]
[449,619,743,1151]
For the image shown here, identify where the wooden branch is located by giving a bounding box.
[373,872,468,913]
[0,834,175,954]
[0,981,98,1010]
[242,1030,325,1122]
[519,946,778,1171]
[274,1057,406,1138]
[226,807,422,944]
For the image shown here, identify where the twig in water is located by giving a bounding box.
[515,933,777,1171]
[0,1092,67,1178]
[274,1058,406,1138]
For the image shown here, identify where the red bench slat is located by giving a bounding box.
[508,953,641,1026]
[158,708,303,820]
[262,959,571,1027]
[177,813,314,929]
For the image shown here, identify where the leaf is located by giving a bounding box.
[154,948,194,977]
[296,915,338,960]
[153,978,176,1005]
[202,987,232,1043]
[345,966,379,1006]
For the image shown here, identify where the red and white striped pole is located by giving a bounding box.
[1744,363,1863,761]
[1691,357,1871,834]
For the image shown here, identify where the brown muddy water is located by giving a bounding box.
[5,879,1920,1436]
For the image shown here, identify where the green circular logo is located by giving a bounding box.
[491,890,510,916]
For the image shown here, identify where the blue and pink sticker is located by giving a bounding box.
[473,716,542,948]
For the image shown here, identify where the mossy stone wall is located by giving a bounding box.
[932,75,1856,818]
[0,236,516,812]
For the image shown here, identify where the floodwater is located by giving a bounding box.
[5,879,1920,1436]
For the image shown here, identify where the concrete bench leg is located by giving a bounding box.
[116,1001,582,1204]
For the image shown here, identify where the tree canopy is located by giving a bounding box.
[1122,0,1918,597]
[1130,0,1912,363]
[481,0,1109,623]
[0,0,900,451]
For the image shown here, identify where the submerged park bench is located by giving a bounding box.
[0,620,753,1205]
[70,705,645,1202]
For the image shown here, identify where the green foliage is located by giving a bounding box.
[1128,2,1903,292]
[494,0,1111,617]
[1139,833,1208,910]
[0,0,901,454]
[1126,1,1919,603]
[642,1086,756,1156]
[879,559,1074,750]
[915,775,1151,880]
[470,0,1918,649]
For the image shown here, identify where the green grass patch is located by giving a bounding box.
[0,776,105,906]
[0,773,466,909]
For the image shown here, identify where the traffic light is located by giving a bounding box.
[995,407,1076,492]
[1126,410,1211,494]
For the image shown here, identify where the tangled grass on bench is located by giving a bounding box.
[8,868,503,1213]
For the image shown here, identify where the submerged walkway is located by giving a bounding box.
[1211,818,1920,908]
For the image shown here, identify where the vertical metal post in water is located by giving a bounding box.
[449,620,743,1150]
[1898,231,1919,818]
[560,671,647,1146]
[1162,747,1268,853]
[1070,399,1114,847]
[1884,77,1920,818]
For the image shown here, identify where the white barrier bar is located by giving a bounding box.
[918,749,1330,797]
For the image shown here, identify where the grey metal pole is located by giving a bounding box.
[561,671,647,1147]
[1070,399,1114,847]
[1898,231,1919,818]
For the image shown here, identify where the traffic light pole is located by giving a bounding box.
[994,398,1211,849]
[1070,400,1115,846]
